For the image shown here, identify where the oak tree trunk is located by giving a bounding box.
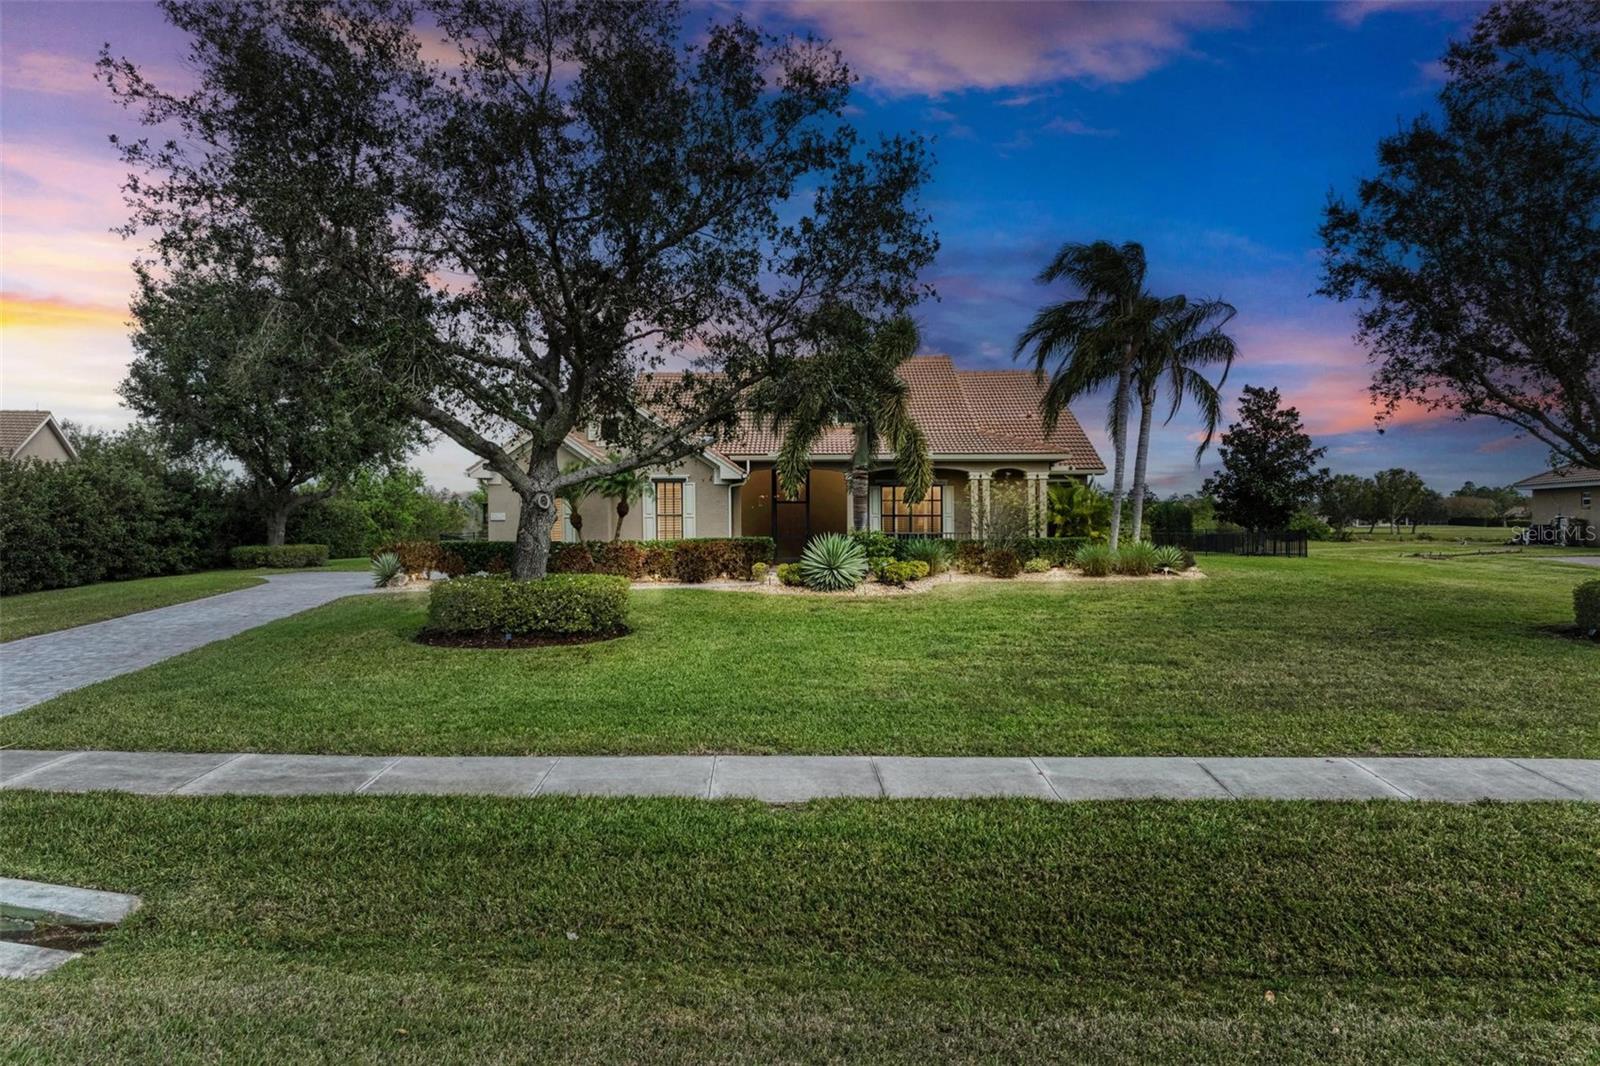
[511,449,561,580]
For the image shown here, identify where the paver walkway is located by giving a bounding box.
[2,751,1594,802]
[0,572,374,717]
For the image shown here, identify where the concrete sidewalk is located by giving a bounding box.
[2,751,1594,803]
[0,572,375,717]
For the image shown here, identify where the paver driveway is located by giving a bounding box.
[0,572,374,717]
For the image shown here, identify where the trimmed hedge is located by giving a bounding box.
[426,574,629,637]
[1576,578,1600,638]
[429,537,775,580]
[229,544,329,569]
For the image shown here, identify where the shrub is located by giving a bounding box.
[671,540,721,583]
[1116,541,1159,577]
[729,537,777,578]
[1074,543,1115,577]
[446,541,514,573]
[877,559,930,586]
[750,561,768,583]
[1022,556,1051,574]
[425,573,629,637]
[955,540,987,574]
[375,539,439,576]
[847,528,897,564]
[799,533,868,591]
[901,536,952,575]
[986,548,1022,578]
[0,431,254,595]
[776,562,804,587]
[1152,545,1190,574]
[549,543,594,573]
[1576,579,1600,638]
[230,544,330,568]
[371,552,404,588]
[590,541,646,579]
[1015,537,1089,566]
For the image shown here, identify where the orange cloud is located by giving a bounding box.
[0,292,128,331]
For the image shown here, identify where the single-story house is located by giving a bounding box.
[470,355,1106,558]
[0,410,77,463]
[1514,465,1597,530]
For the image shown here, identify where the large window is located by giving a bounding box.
[883,484,942,535]
[655,480,684,540]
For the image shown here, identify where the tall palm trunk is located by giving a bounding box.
[1128,389,1155,543]
[1107,358,1133,551]
[850,430,872,532]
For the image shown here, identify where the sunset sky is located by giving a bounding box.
[0,0,1549,493]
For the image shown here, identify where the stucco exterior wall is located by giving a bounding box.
[482,448,738,542]
[1529,486,1597,525]
[12,424,72,463]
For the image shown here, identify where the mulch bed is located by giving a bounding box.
[415,628,630,649]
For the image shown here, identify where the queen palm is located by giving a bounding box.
[1127,297,1238,540]
[555,460,597,541]
[591,460,653,541]
[1014,240,1155,550]
[760,314,932,531]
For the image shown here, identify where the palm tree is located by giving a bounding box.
[591,459,653,541]
[556,460,597,541]
[1127,298,1237,540]
[760,314,932,531]
[1014,240,1154,550]
[1046,479,1112,539]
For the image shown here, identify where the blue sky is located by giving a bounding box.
[1,0,1549,492]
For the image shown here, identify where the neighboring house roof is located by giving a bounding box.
[467,354,1107,479]
[0,410,77,461]
[651,355,1106,472]
[1515,466,1600,490]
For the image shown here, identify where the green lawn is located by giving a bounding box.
[0,559,371,642]
[0,793,1593,1063]
[3,545,1594,756]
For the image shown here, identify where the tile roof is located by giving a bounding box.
[1515,465,1600,489]
[644,356,1105,472]
[0,410,52,457]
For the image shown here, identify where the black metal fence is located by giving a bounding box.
[1153,530,1309,557]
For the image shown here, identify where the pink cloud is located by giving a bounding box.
[775,1,1242,96]
[1,52,99,96]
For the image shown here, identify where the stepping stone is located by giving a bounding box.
[1197,757,1407,800]
[538,756,714,798]
[0,878,141,925]
[711,756,881,802]
[0,941,79,980]
[363,756,557,796]
[874,757,1056,799]
[1035,757,1230,800]
[1352,758,1580,801]
[0,750,76,784]
[1511,759,1600,800]
[174,754,393,796]
[2,751,236,795]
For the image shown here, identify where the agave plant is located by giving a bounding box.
[1073,543,1115,577]
[370,551,405,588]
[799,533,868,592]
[1116,541,1159,577]
[1152,544,1190,574]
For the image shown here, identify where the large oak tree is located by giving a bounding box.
[106,0,937,577]
[1320,0,1600,468]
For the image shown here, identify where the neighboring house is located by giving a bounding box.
[470,355,1106,558]
[1514,465,1597,533]
[0,410,77,463]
